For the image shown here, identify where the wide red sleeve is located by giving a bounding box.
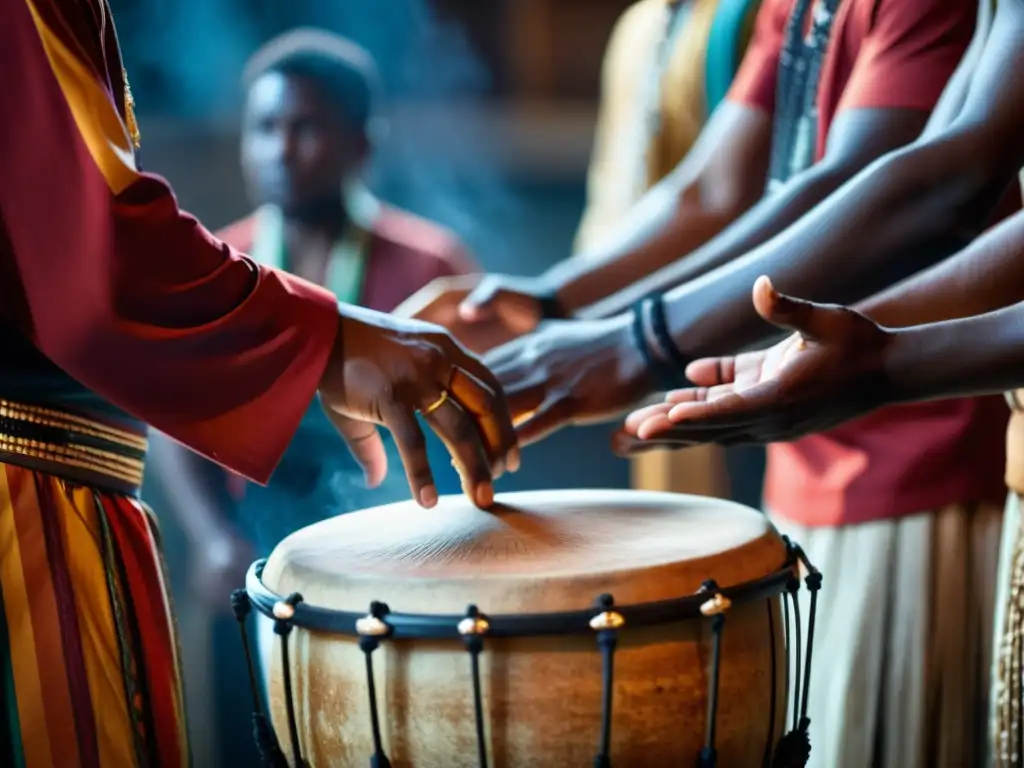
[725,0,791,111]
[0,0,339,484]
[836,0,977,113]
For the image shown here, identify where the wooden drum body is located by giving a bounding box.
[244,490,818,767]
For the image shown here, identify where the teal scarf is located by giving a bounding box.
[249,203,370,304]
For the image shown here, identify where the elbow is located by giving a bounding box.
[675,177,758,228]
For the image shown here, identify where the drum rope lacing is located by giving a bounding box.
[232,536,822,767]
[230,591,287,766]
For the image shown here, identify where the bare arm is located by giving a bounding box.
[883,302,1024,403]
[544,101,773,313]
[539,0,797,313]
[661,1,1024,359]
[539,0,794,312]
[580,107,932,319]
[858,206,1024,326]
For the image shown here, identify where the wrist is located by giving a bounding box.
[540,260,592,317]
[630,295,694,392]
[881,325,933,404]
[606,313,659,399]
[521,270,567,320]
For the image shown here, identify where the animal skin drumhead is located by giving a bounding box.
[261,489,787,616]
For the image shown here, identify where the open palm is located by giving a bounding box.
[613,277,895,450]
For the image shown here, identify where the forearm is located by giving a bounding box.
[543,104,771,314]
[545,174,747,313]
[885,303,1024,403]
[579,162,867,319]
[662,129,1012,358]
[858,203,1024,327]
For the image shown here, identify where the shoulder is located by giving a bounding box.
[371,206,475,277]
[216,214,258,252]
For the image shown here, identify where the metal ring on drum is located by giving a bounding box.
[230,489,822,768]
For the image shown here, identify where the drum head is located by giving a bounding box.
[262,489,786,615]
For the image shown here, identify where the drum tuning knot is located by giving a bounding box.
[590,611,625,631]
[458,604,490,636]
[272,601,295,621]
[356,602,392,637]
[272,593,303,621]
[805,570,823,591]
[590,593,625,631]
[700,593,732,617]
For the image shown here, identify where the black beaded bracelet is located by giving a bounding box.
[631,297,691,392]
[648,294,695,379]
[537,292,568,321]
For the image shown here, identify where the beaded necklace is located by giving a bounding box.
[765,0,842,193]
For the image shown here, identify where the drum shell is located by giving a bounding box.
[265,594,788,767]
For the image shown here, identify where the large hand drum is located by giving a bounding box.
[240,490,819,767]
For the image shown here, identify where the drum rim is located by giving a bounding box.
[244,549,800,640]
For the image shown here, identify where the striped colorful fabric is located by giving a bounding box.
[0,461,188,767]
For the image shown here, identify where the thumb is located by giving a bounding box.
[323,409,388,488]
[752,275,844,343]
[459,278,502,322]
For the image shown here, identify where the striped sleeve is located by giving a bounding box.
[0,0,339,483]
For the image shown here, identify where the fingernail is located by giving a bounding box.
[475,482,494,508]
[507,448,521,473]
[419,485,438,509]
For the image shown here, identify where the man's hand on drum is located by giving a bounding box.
[613,277,897,451]
[318,304,520,510]
[485,315,655,446]
[394,273,561,354]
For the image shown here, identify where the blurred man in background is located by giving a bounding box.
[147,29,475,764]
[0,0,516,764]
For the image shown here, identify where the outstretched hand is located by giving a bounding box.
[319,304,520,509]
[613,276,896,453]
[393,273,556,353]
[486,315,654,447]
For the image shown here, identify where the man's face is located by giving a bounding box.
[241,71,366,216]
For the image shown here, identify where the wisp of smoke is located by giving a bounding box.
[119,0,522,540]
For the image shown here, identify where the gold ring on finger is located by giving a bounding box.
[422,390,450,416]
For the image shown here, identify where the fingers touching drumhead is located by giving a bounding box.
[422,394,495,508]
[447,363,521,472]
[380,403,439,508]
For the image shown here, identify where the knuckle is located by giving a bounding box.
[420,344,445,371]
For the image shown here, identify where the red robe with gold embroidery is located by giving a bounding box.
[0,0,339,483]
